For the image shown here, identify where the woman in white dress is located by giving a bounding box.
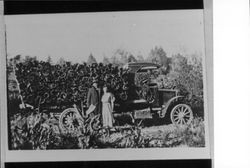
[101,85,115,128]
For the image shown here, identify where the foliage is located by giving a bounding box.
[10,109,91,150]
[128,54,137,63]
[168,53,203,97]
[10,107,205,149]
[8,50,204,120]
[11,57,133,109]
[136,55,144,62]
[87,53,97,65]
[8,49,205,150]
[147,46,169,66]
[155,53,204,111]
[102,56,110,65]
[110,49,131,66]
[57,57,66,65]
[46,56,52,64]
[166,117,205,147]
[23,55,37,63]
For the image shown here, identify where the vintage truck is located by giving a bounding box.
[59,62,194,132]
[113,62,193,126]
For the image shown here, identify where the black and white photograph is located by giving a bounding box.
[0,0,213,162]
[5,9,208,150]
[2,0,250,168]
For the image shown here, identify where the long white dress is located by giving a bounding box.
[101,93,114,127]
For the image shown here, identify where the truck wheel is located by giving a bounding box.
[170,104,193,125]
[59,108,83,133]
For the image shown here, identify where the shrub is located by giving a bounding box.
[163,117,205,147]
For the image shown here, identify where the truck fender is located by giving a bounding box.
[160,96,184,118]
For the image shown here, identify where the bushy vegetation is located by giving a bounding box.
[10,109,205,150]
[165,117,205,147]
[7,46,205,149]
[104,47,204,111]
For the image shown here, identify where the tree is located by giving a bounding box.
[170,53,188,72]
[87,53,97,65]
[24,55,37,63]
[136,55,144,62]
[14,55,21,61]
[102,56,110,65]
[110,49,131,66]
[46,56,52,64]
[110,55,119,65]
[58,57,66,66]
[128,54,137,63]
[13,55,22,64]
[188,53,203,70]
[168,53,203,98]
[147,46,168,66]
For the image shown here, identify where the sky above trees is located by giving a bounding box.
[5,10,205,63]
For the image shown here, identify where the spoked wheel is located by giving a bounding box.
[170,104,193,125]
[59,108,84,133]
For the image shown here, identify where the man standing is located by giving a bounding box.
[86,79,100,116]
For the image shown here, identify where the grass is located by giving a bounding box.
[163,117,205,147]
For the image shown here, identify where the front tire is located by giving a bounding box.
[170,104,193,125]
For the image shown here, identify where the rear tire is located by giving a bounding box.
[59,108,83,133]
